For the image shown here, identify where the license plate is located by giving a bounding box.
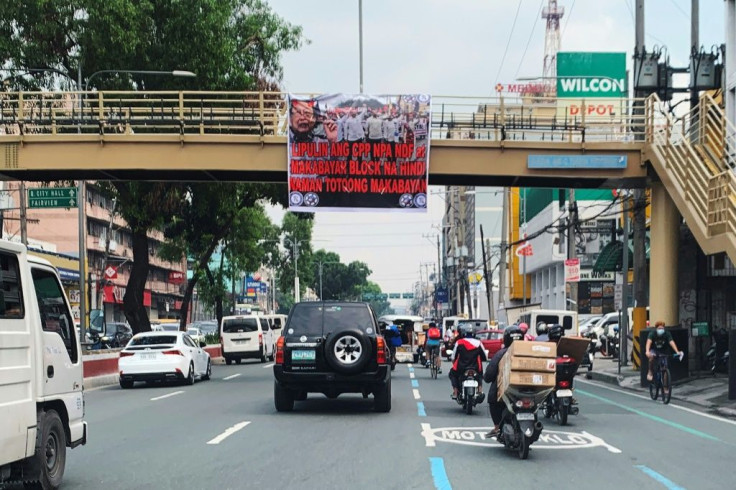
[292,350,316,361]
[517,413,535,421]
[463,380,478,388]
[556,389,573,397]
[141,353,156,360]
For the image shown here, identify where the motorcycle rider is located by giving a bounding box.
[646,321,683,382]
[534,322,549,341]
[519,322,534,341]
[449,324,487,400]
[547,324,564,343]
[383,322,403,364]
[484,326,524,438]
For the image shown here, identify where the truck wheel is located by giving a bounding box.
[274,381,294,412]
[225,356,233,366]
[28,410,66,490]
[374,379,392,413]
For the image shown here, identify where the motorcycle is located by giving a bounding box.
[580,330,596,379]
[542,355,580,425]
[599,325,620,359]
[496,385,551,459]
[456,368,485,414]
[705,328,730,374]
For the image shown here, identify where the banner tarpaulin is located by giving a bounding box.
[287,93,431,212]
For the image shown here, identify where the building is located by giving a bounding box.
[1,182,187,323]
[726,0,735,124]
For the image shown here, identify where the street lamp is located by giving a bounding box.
[283,237,309,303]
[85,69,196,91]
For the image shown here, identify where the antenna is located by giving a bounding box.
[542,0,564,95]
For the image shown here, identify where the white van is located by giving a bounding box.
[1,241,87,488]
[264,313,288,338]
[220,314,275,364]
[518,309,578,337]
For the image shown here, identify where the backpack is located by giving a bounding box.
[427,327,441,340]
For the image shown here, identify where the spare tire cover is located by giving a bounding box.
[325,329,373,374]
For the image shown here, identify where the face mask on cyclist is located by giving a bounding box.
[656,328,665,336]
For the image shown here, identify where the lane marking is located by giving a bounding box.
[417,402,427,417]
[578,389,720,441]
[578,378,736,427]
[413,389,421,400]
[263,363,275,368]
[635,465,686,490]
[223,374,241,381]
[410,372,416,379]
[411,379,419,388]
[429,457,452,490]
[150,390,184,401]
[207,421,251,445]
[421,423,436,447]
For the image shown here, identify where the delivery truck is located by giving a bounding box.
[0,240,87,489]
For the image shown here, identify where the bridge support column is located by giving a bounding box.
[649,182,680,325]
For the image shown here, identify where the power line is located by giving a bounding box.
[515,0,545,79]
[667,0,689,18]
[561,0,576,38]
[494,0,524,88]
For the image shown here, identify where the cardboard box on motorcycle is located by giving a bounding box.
[497,341,557,400]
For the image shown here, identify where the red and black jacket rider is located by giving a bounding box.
[449,326,487,390]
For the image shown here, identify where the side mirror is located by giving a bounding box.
[199,341,207,348]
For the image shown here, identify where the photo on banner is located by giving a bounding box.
[287,93,431,212]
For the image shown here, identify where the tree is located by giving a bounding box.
[0,1,305,332]
[361,281,394,317]
[311,249,372,301]
[278,212,314,301]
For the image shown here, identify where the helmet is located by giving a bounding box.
[504,326,524,347]
[536,322,549,335]
[518,322,529,334]
[458,324,475,339]
[429,322,437,328]
[548,324,564,342]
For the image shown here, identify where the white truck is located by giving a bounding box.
[0,240,87,489]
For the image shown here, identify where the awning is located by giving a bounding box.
[592,241,631,273]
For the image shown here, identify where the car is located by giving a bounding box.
[220,314,275,364]
[273,301,392,412]
[187,327,205,344]
[476,329,505,358]
[263,314,287,338]
[579,315,602,335]
[192,320,218,335]
[118,331,212,388]
[88,321,133,348]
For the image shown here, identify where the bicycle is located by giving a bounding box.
[649,352,683,405]
[429,347,439,379]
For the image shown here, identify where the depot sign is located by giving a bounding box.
[556,52,627,98]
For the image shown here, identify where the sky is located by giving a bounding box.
[263,0,723,307]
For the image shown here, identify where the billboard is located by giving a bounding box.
[287,93,431,212]
[556,52,627,98]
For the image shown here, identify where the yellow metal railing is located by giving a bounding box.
[0,90,649,143]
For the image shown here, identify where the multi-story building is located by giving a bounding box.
[1,182,187,324]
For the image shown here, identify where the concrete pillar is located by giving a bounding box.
[650,182,680,325]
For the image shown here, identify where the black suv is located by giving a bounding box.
[273,301,392,412]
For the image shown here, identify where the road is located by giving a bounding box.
[51,360,736,489]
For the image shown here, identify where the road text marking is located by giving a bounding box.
[223,374,241,381]
[150,391,184,401]
[207,421,251,445]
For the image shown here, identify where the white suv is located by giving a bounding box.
[220,315,275,364]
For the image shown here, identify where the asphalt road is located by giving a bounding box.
[46,360,736,489]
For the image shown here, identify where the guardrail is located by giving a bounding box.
[0,91,649,143]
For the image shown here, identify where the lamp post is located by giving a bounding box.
[85,69,195,91]
[283,237,308,303]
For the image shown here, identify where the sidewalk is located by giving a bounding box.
[587,358,736,419]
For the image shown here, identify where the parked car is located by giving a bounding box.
[118,331,211,388]
[476,329,505,358]
[192,320,218,335]
[220,314,275,364]
[187,327,205,344]
[273,301,392,412]
[264,314,287,338]
[89,321,133,348]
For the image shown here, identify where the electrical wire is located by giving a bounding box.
[667,0,689,19]
[493,0,524,89]
[514,0,545,79]
[561,0,576,39]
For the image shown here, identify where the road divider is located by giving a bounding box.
[150,390,184,401]
[207,421,251,445]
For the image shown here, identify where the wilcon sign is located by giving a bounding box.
[556,52,627,98]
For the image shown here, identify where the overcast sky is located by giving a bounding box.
[264,0,722,308]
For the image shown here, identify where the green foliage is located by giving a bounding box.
[311,249,372,301]
[204,332,220,345]
[278,212,314,300]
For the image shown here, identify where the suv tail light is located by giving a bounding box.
[259,333,263,345]
[376,336,387,364]
[162,349,183,356]
[275,336,285,365]
[119,351,134,358]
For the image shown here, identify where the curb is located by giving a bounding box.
[84,374,119,390]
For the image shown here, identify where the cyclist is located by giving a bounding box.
[646,321,684,382]
[449,324,487,400]
[383,322,403,364]
[424,322,443,374]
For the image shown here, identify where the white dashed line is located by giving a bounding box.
[207,421,251,445]
[150,390,184,401]
[413,389,421,400]
[223,374,241,380]
[410,372,415,379]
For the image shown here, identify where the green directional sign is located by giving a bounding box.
[389,293,401,299]
[28,187,78,209]
[402,293,414,299]
[556,52,627,98]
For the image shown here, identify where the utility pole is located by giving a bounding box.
[567,190,578,312]
[480,225,494,322]
[78,181,87,346]
[358,0,364,94]
[632,0,649,351]
[690,0,699,113]
[498,188,509,313]
[98,198,117,315]
[19,182,27,246]
[621,196,631,368]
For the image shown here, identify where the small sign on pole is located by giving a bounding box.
[564,258,580,282]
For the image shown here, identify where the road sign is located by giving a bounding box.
[402,293,414,299]
[564,259,580,282]
[515,242,533,257]
[389,293,401,299]
[556,52,627,98]
[27,187,78,209]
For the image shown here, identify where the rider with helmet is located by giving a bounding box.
[518,322,534,341]
[484,326,524,438]
[535,322,550,341]
[546,324,564,343]
[424,322,443,374]
[449,324,487,400]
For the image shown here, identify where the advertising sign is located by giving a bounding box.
[287,93,431,212]
[556,52,627,98]
[168,271,185,284]
[564,258,580,282]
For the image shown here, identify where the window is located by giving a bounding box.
[273,318,282,328]
[0,252,24,319]
[183,335,197,348]
[260,318,270,331]
[31,267,77,363]
[130,335,177,346]
[222,317,259,333]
